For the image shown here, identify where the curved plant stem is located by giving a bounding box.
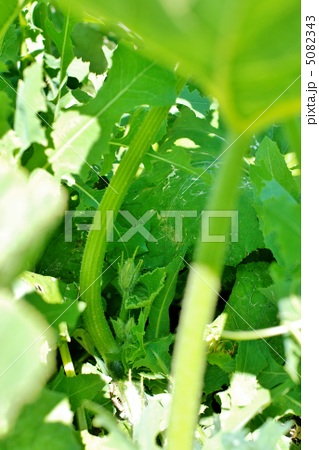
[80,76,185,364]
[166,136,249,450]
[221,320,301,341]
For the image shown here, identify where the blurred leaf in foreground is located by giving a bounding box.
[62,0,300,131]
[14,62,48,153]
[0,388,81,449]
[0,162,67,286]
[0,294,55,437]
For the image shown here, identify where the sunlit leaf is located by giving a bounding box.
[47,43,176,178]
[14,62,47,152]
[0,163,66,285]
[0,294,55,435]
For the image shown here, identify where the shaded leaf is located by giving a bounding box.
[203,365,229,395]
[0,24,20,67]
[0,91,12,138]
[71,23,108,74]
[52,373,106,411]
[235,341,268,375]
[207,353,236,374]
[125,267,166,311]
[134,335,173,374]
[146,258,183,340]
[224,262,277,332]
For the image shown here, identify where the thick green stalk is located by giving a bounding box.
[80,76,185,363]
[166,136,249,450]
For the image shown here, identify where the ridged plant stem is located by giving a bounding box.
[166,136,249,450]
[80,76,185,363]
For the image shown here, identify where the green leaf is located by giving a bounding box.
[251,137,300,201]
[257,345,300,418]
[0,389,81,449]
[112,313,146,370]
[224,262,277,332]
[146,258,183,340]
[249,419,291,449]
[17,271,75,304]
[45,10,75,88]
[132,396,168,450]
[125,267,166,311]
[260,181,300,271]
[235,341,268,376]
[0,131,21,167]
[263,383,301,418]
[71,23,108,74]
[225,186,265,266]
[134,335,173,374]
[207,352,236,374]
[0,74,16,113]
[15,272,85,335]
[0,91,12,138]
[0,24,20,67]
[47,43,176,178]
[177,84,212,118]
[250,137,300,272]
[278,296,301,382]
[204,420,291,450]
[35,224,85,284]
[160,105,224,158]
[250,138,300,304]
[203,365,229,395]
[0,294,55,434]
[86,402,138,450]
[0,0,25,41]
[110,107,223,269]
[258,353,291,391]
[0,163,66,286]
[14,62,47,152]
[63,0,300,131]
[52,373,106,411]
[218,372,271,432]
